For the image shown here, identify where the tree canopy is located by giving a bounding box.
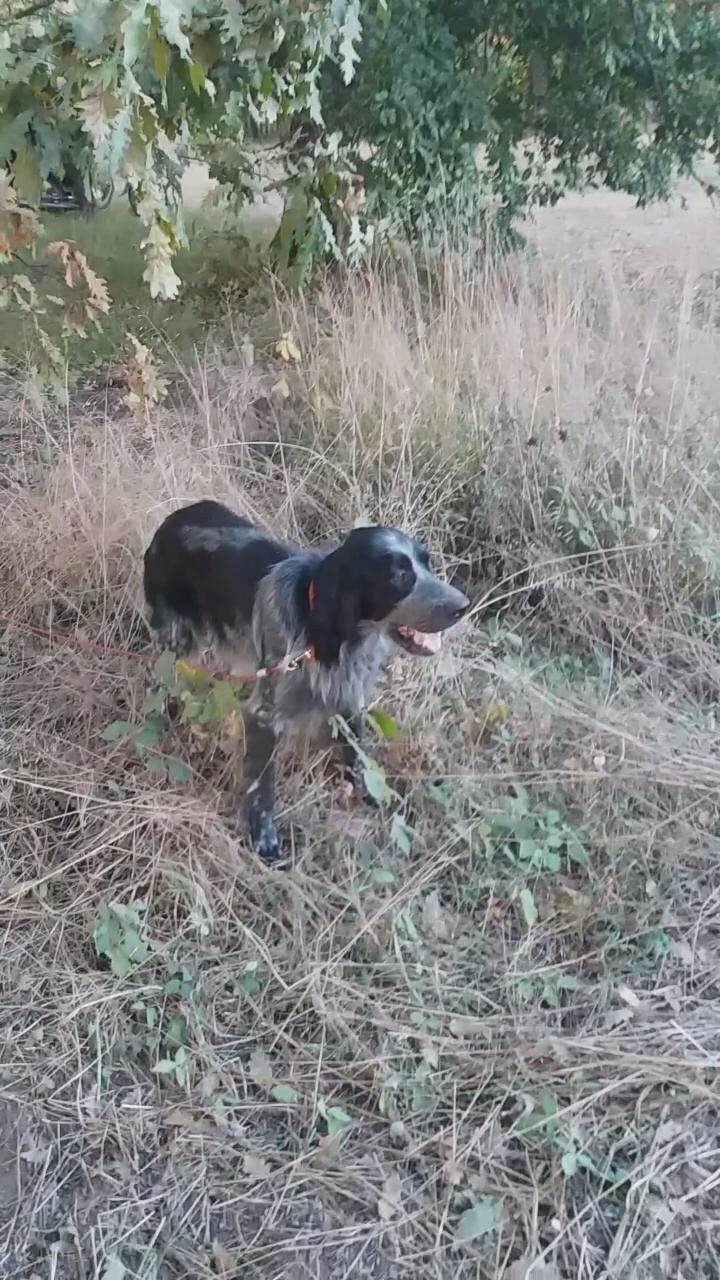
[0,0,366,300]
[2,0,720,341]
[323,0,720,237]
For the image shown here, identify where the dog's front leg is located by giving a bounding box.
[242,709,281,861]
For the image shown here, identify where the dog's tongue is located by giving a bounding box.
[406,628,442,654]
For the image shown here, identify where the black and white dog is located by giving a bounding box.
[144,500,470,860]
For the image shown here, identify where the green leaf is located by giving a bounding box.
[566,838,588,865]
[322,1104,352,1135]
[519,887,538,928]
[167,1014,188,1046]
[181,696,205,722]
[368,707,401,739]
[371,867,396,885]
[188,61,205,94]
[93,915,120,956]
[154,1058,177,1074]
[154,0,191,57]
[110,899,145,926]
[453,1197,503,1246]
[202,680,238,721]
[151,29,172,81]
[167,755,193,782]
[135,717,165,748]
[12,142,41,205]
[101,719,136,741]
[516,1089,559,1138]
[144,755,166,775]
[153,651,177,687]
[92,900,150,978]
[561,1148,579,1177]
[517,838,538,862]
[236,973,260,994]
[362,759,393,806]
[143,688,166,716]
[389,813,413,854]
[119,927,149,966]
[270,1083,298,1104]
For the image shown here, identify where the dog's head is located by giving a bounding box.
[308,526,470,665]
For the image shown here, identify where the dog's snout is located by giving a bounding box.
[443,586,470,623]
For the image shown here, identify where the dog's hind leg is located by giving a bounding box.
[242,710,281,861]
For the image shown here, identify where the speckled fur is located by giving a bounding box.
[143,501,469,860]
[250,554,396,731]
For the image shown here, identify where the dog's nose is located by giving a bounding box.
[444,589,470,623]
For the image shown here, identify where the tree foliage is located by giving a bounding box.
[2,0,720,370]
[0,0,366,301]
[323,0,720,236]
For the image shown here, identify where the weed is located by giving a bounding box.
[93,899,151,978]
[101,650,244,779]
[478,788,588,875]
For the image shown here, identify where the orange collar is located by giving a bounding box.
[306,579,317,662]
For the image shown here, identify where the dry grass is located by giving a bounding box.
[2,243,720,1280]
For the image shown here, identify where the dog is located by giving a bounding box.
[143,500,470,860]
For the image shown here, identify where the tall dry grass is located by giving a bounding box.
[1,245,720,1278]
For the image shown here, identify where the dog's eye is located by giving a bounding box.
[389,556,416,591]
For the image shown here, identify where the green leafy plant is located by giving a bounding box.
[129,961,200,1087]
[93,898,151,978]
[453,1196,504,1247]
[318,1101,353,1137]
[476,788,588,876]
[154,1045,189,1087]
[551,490,646,555]
[513,1086,626,1186]
[248,1046,299,1104]
[101,649,244,779]
[516,971,583,1009]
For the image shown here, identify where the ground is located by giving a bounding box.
[1,181,720,1280]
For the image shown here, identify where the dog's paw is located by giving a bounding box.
[248,810,283,863]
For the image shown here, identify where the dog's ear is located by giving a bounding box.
[307,551,362,665]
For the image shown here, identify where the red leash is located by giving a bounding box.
[0,580,318,684]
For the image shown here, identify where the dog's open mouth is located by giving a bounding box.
[393,625,444,656]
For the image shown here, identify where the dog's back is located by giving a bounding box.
[144,500,289,653]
